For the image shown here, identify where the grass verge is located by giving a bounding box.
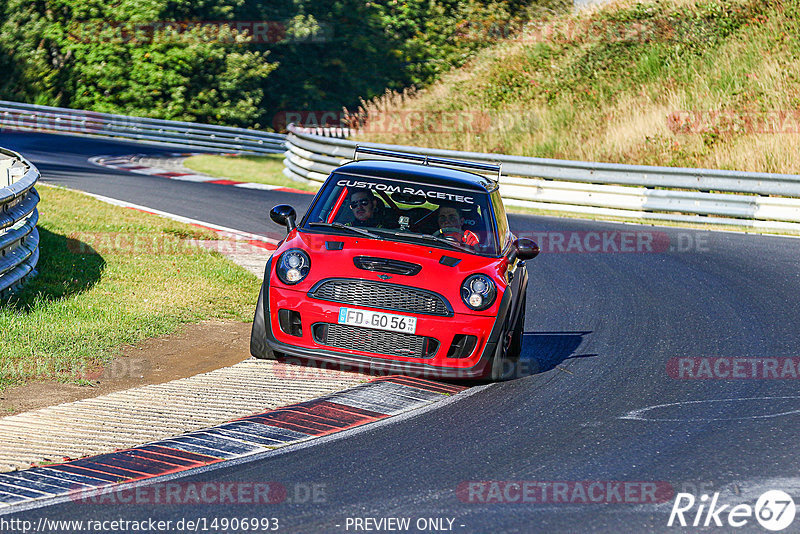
[0,185,261,391]
[182,153,319,191]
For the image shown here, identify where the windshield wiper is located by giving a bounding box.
[308,222,383,240]
[389,231,475,254]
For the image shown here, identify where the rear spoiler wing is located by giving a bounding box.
[354,146,501,182]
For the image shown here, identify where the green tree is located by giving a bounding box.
[250,0,561,126]
[0,0,277,125]
[0,0,563,129]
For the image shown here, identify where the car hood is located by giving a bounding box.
[273,230,508,297]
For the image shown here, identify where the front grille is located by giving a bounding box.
[313,323,439,359]
[309,279,451,316]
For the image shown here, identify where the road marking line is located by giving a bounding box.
[89,154,314,195]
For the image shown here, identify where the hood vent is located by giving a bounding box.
[439,255,461,267]
[353,256,422,276]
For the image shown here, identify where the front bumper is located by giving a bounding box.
[257,273,510,380]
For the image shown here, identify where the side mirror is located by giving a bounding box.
[515,238,539,260]
[270,204,297,232]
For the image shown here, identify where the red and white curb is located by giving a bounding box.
[0,377,467,510]
[88,154,313,195]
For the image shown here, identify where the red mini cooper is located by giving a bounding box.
[250,147,539,380]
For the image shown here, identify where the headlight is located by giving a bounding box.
[461,274,496,311]
[276,249,311,285]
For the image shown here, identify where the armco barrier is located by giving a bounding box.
[0,100,286,154]
[284,125,800,231]
[0,148,40,297]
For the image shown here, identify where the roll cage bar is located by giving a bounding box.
[354,146,502,182]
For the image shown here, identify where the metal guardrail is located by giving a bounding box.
[0,100,286,154]
[0,148,40,298]
[284,125,800,231]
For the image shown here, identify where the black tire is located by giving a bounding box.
[508,296,526,362]
[490,340,517,381]
[489,344,506,381]
[490,296,526,381]
[250,285,278,360]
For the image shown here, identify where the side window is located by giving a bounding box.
[491,190,510,252]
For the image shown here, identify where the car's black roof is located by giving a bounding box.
[332,160,498,193]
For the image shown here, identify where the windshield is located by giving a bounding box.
[302,172,499,255]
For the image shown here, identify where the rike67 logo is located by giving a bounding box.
[668,490,796,531]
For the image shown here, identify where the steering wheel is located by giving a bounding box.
[434,227,463,242]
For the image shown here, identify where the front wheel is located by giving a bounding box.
[508,296,526,362]
[250,285,278,360]
[489,342,516,381]
[489,298,526,381]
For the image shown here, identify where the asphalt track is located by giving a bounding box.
[3,130,800,533]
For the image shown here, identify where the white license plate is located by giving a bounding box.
[338,308,417,334]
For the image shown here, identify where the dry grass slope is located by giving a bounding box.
[355,0,800,174]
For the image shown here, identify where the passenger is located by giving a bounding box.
[435,205,479,247]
